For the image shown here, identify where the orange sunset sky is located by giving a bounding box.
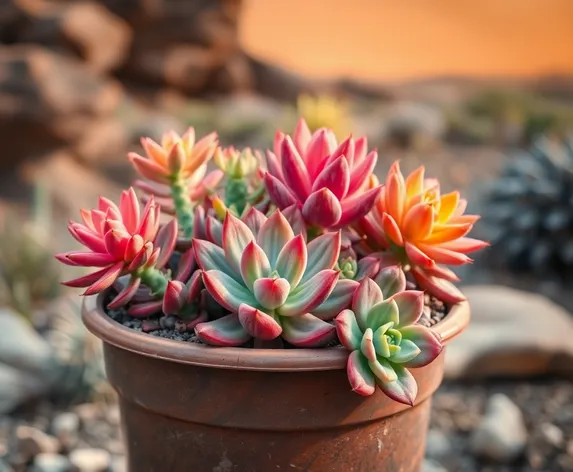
[241,0,573,81]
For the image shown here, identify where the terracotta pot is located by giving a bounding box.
[82,293,469,472]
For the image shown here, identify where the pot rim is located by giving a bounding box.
[82,291,470,372]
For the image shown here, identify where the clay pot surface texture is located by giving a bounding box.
[83,293,469,472]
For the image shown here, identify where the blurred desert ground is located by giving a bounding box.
[1,1,573,471]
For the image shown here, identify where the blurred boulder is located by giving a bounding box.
[0,46,123,170]
[445,285,573,379]
[17,1,132,74]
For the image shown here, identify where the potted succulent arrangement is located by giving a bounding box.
[57,120,487,472]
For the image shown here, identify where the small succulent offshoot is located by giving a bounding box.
[335,278,443,405]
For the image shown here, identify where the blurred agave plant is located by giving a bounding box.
[46,296,110,404]
[0,183,61,319]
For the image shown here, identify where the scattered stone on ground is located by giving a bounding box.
[421,459,448,472]
[31,453,70,472]
[0,309,57,414]
[431,379,573,472]
[445,285,573,379]
[470,394,528,462]
[68,448,111,472]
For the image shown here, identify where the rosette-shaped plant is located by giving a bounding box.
[359,162,488,302]
[335,278,443,404]
[193,210,358,346]
[264,119,382,231]
[128,127,219,237]
[56,188,177,307]
[214,146,265,215]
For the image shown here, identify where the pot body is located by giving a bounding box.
[84,295,469,472]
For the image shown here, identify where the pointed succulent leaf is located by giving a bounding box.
[253,277,290,310]
[278,269,338,317]
[374,265,406,297]
[202,270,257,312]
[195,314,251,347]
[107,276,141,309]
[389,339,421,364]
[264,173,298,209]
[335,309,363,351]
[280,313,336,347]
[375,364,418,406]
[241,207,267,236]
[360,328,377,361]
[352,278,384,331]
[392,291,424,327]
[175,249,196,281]
[237,304,283,340]
[193,239,238,279]
[163,280,187,314]
[223,213,255,274]
[275,234,307,288]
[400,326,443,368]
[282,204,306,237]
[240,241,271,290]
[411,268,467,304]
[312,279,358,320]
[312,155,350,200]
[302,188,343,228]
[346,351,376,396]
[301,231,341,283]
[367,299,399,330]
[154,220,178,269]
[256,210,294,267]
[368,356,398,383]
[127,300,163,318]
[82,262,124,295]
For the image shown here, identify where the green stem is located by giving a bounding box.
[140,267,169,296]
[170,176,194,238]
[225,178,248,215]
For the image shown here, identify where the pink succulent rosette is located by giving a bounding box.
[56,188,177,308]
[192,209,358,347]
[264,118,383,230]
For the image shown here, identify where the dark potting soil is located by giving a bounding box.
[105,288,449,346]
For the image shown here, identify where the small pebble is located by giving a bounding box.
[69,448,111,472]
[15,425,60,460]
[425,429,451,458]
[51,413,80,445]
[567,439,573,456]
[470,394,527,463]
[539,422,563,447]
[159,315,177,330]
[421,459,447,472]
[74,404,99,423]
[31,453,71,472]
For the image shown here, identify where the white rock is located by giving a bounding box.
[32,453,71,472]
[470,394,527,462]
[425,429,452,458]
[69,448,111,472]
[111,456,126,472]
[446,286,573,379]
[540,422,564,447]
[51,412,80,446]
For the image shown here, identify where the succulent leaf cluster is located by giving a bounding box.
[336,278,442,404]
[57,119,486,404]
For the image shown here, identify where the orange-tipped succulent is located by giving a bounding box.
[128,128,219,237]
[359,162,488,303]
